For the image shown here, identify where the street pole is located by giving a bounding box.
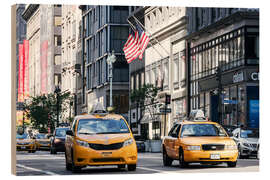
[55,86,61,127]
[216,67,222,125]
[107,51,116,108]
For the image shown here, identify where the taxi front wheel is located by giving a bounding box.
[127,164,136,171]
[227,161,237,167]
[179,148,188,168]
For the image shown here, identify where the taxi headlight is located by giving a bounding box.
[225,144,237,150]
[76,140,89,148]
[123,138,133,147]
[187,145,201,151]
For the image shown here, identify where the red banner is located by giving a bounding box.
[18,44,24,102]
[41,41,48,94]
[23,40,29,97]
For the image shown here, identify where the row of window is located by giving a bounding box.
[190,27,259,81]
[84,6,129,37]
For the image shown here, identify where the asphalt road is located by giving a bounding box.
[16,151,259,176]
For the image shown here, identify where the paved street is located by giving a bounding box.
[16,151,259,175]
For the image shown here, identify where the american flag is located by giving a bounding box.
[123,31,140,63]
[123,24,150,63]
[136,24,150,60]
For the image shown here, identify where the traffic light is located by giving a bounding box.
[165,94,171,105]
[216,67,221,82]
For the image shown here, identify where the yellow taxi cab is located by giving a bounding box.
[65,103,137,172]
[35,133,51,151]
[162,110,238,168]
[16,133,37,153]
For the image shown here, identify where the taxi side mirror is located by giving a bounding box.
[66,130,74,136]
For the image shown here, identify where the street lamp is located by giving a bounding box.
[106,51,116,108]
[54,85,61,127]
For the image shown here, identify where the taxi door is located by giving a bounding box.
[170,124,181,159]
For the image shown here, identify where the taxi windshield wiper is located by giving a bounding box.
[96,132,121,134]
[78,132,96,135]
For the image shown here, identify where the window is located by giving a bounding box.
[246,35,259,59]
[54,55,61,65]
[54,35,61,46]
[110,26,129,53]
[173,53,179,83]
[54,16,61,26]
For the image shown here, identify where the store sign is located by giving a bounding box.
[251,72,259,81]
[233,72,244,83]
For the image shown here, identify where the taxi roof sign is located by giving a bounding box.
[189,109,207,121]
[90,103,108,115]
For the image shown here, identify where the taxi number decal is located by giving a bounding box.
[210,154,220,160]
[21,146,26,149]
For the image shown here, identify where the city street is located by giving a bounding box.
[16,151,259,175]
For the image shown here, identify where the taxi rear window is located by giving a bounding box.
[77,118,130,135]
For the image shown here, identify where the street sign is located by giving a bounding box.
[159,108,171,113]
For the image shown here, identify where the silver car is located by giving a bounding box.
[232,128,259,159]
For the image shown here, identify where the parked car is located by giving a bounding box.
[134,136,146,152]
[50,127,70,154]
[16,133,37,153]
[65,103,137,172]
[35,133,51,151]
[162,110,238,168]
[232,127,259,159]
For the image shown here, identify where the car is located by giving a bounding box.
[232,127,259,159]
[16,133,37,153]
[134,135,145,152]
[162,110,238,168]
[50,127,70,154]
[65,103,137,172]
[35,133,51,151]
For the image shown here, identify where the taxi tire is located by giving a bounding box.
[227,161,237,167]
[127,164,136,171]
[71,151,81,173]
[163,148,173,166]
[179,148,188,168]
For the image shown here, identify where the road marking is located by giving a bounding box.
[137,166,168,174]
[16,164,59,175]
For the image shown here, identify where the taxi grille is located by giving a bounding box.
[89,142,123,150]
[92,158,123,163]
[202,144,225,151]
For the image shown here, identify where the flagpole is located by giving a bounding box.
[126,18,164,59]
[132,15,170,56]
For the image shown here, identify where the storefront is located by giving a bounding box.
[199,68,259,128]
[187,24,259,128]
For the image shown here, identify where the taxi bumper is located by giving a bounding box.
[73,143,137,166]
[183,150,238,162]
[16,144,35,151]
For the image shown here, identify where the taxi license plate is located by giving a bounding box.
[101,152,112,157]
[210,154,220,160]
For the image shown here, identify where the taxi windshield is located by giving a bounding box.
[240,129,259,138]
[181,124,227,137]
[77,118,130,135]
[16,134,29,139]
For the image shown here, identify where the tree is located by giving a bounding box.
[23,91,72,133]
[130,84,162,139]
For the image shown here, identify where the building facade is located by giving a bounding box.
[186,8,259,128]
[61,5,82,120]
[22,4,62,97]
[130,7,187,140]
[80,6,130,116]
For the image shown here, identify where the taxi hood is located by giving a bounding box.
[77,133,132,144]
[181,136,234,145]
